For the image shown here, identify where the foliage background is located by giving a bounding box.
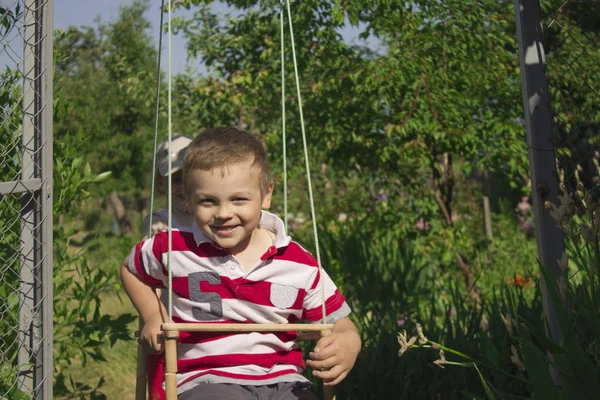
[1,0,598,398]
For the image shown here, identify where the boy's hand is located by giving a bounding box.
[306,330,361,386]
[121,257,168,354]
[140,311,166,354]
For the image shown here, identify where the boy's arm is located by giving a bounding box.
[306,316,361,386]
[120,256,167,353]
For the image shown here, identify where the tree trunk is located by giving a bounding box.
[108,192,132,235]
[432,154,487,327]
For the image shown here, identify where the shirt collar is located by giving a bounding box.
[190,210,291,249]
[258,210,291,248]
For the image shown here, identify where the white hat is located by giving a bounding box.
[156,134,193,176]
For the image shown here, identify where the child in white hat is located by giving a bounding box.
[142,134,195,238]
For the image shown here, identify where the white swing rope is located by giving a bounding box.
[147,0,166,238]
[167,0,174,323]
[281,0,327,324]
[148,0,175,323]
[280,6,288,235]
[145,0,175,326]
[151,0,327,328]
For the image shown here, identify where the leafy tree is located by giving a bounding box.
[172,0,530,306]
[54,29,138,399]
[540,0,600,197]
[54,0,162,233]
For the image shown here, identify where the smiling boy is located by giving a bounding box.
[121,127,361,399]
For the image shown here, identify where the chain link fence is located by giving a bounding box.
[543,0,600,198]
[0,0,53,399]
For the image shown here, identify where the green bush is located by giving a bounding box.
[390,188,600,399]
[297,203,543,399]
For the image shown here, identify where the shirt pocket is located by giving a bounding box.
[270,283,300,309]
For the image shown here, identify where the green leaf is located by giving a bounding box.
[92,171,112,183]
[473,362,496,400]
[518,317,565,355]
[518,339,560,400]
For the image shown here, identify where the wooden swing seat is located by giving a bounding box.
[136,322,336,400]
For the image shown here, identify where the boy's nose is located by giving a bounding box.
[215,204,233,219]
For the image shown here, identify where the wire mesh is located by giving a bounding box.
[0,0,53,399]
[543,0,600,198]
[0,192,24,397]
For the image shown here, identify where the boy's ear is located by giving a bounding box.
[261,182,274,209]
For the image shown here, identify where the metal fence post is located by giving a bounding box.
[41,1,54,398]
[514,0,565,344]
[17,0,53,398]
[18,0,37,394]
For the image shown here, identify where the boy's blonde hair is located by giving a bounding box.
[183,127,272,197]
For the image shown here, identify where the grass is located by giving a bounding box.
[57,204,143,399]
[57,291,139,399]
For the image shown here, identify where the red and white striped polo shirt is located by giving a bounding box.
[128,211,351,393]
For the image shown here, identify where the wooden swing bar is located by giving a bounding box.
[150,323,335,400]
[161,322,333,333]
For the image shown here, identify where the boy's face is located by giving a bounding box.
[187,159,273,255]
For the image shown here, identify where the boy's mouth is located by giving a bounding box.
[213,225,238,235]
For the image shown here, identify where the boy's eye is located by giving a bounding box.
[199,199,215,205]
[233,198,248,202]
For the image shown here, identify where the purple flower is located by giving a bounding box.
[450,307,457,317]
[377,193,388,201]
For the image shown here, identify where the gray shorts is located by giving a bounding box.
[178,381,318,400]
